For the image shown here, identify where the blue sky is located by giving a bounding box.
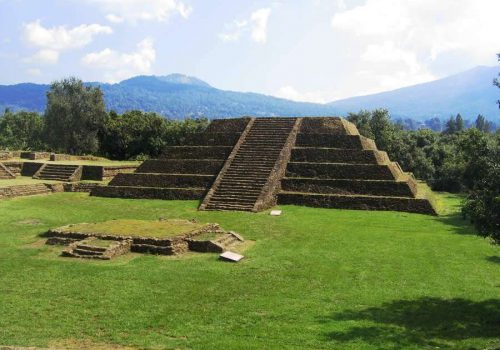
[0,0,499,102]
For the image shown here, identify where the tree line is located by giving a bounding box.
[0,77,209,160]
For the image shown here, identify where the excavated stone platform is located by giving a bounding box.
[44,219,243,257]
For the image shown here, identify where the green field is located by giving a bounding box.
[0,193,498,349]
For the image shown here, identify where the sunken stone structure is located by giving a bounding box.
[92,117,436,215]
[0,162,16,179]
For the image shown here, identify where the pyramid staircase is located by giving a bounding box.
[0,162,15,179]
[33,164,82,182]
[200,117,299,211]
[91,118,252,200]
[277,118,436,215]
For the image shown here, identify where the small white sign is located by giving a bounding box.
[270,210,282,216]
[220,251,244,262]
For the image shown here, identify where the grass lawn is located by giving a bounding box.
[0,193,498,349]
[0,176,60,188]
[0,177,107,188]
[57,219,207,238]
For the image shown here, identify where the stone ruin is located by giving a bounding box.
[92,117,436,215]
[44,219,244,260]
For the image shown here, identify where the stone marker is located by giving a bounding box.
[270,210,282,216]
[220,251,244,262]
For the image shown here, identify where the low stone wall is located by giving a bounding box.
[0,151,21,160]
[20,152,50,160]
[91,186,205,200]
[282,178,416,197]
[136,159,224,175]
[109,173,215,188]
[3,162,22,175]
[102,165,137,179]
[278,192,437,215]
[49,153,72,161]
[295,134,376,149]
[160,146,233,160]
[291,148,387,164]
[63,182,104,192]
[0,184,51,199]
[286,162,398,180]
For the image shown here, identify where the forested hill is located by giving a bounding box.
[0,74,337,118]
[329,66,500,121]
[0,66,499,121]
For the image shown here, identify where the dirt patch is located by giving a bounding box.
[17,219,43,225]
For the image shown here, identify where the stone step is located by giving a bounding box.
[286,162,401,180]
[91,186,206,200]
[72,248,105,256]
[281,177,417,197]
[278,191,437,215]
[205,203,254,211]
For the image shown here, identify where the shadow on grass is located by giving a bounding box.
[486,256,500,264]
[319,297,500,349]
[434,212,480,237]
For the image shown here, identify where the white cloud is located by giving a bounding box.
[22,20,112,64]
[220,8,271,44]
[331,0,500,93]
[250,8,271,44]
[23,49,59,65]
[26,68,42,77]
[276,85,341,104]
[23,21,112,51]
[82,38,156,83]
[86,0,192,23]
[105,14,124,23]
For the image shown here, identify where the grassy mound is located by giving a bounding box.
[56,219,207,238]
[0,193,498,349]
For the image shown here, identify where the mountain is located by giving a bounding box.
[0,67,498,121]
[328,66,500,121]
[0,74,338,118]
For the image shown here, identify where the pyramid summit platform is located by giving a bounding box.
[92,117,436,215]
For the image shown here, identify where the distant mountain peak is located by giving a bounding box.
[119,74,211,88]
[158,74,212,87]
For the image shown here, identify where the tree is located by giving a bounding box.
[461,60,500,244]
[494,53,500,109]
[474,114,492,133]
[44,77,107,154]
[444,114,464,134]
[462,139,499,244]
[347,110,374,138]
[0,109,45,150]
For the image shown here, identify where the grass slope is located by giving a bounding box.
[0,193,498,349]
